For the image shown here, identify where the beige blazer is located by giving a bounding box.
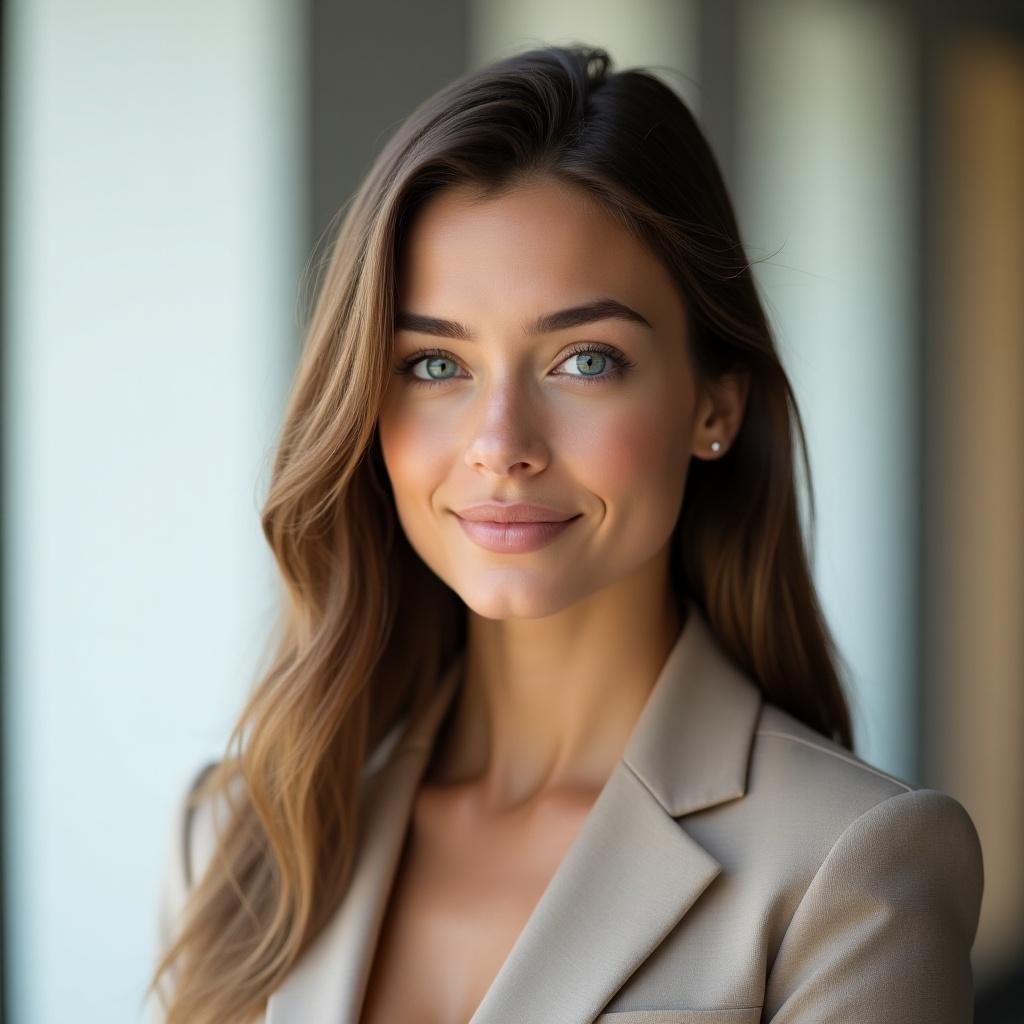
[148,597,984,1023]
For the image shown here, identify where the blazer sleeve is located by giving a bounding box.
[764,786,984,1023]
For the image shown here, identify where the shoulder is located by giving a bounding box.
[160,741,390,912]
[686,697,985,951]
[155,758,238,939]
[181,758,246,887]
[745,701,982,865]
[740,704,984,1020]
[753,700,914,805]
[148,760,235,1021]
[737,704,983,950]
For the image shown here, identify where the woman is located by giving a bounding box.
[144,44,984,1024]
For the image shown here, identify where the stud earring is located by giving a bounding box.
[710,440,722,453]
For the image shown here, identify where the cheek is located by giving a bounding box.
[570,402,688,505]
[377,401,452,514]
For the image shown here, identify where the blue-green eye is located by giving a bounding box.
[562,351,607,376]
[393,342,633,388]
[552,342,633,383]
[415,355,458,380]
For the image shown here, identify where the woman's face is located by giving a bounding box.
[378,176,710,620]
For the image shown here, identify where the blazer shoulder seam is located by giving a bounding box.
[755,728,913,793]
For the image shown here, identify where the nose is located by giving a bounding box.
[463,375,549,478]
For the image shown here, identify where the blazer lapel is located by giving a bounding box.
[266,596,763,1024]
[469,598,763,1024]
[468,753,721,1024]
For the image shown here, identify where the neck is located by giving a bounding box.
[423,553,685,813]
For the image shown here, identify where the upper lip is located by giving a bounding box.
[453,502,579,523]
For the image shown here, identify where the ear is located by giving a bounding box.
[691,370,750,460]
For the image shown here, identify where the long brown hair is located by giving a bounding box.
[145,42,853,1024]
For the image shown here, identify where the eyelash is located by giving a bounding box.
[393,342,635,389]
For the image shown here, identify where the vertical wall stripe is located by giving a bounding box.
[732,0,917,776]
[927,27,1024,985]
[1,2,304,1020]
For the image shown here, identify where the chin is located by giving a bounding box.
[456,572,581,621]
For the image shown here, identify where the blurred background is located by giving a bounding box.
[1,0,1021,1020]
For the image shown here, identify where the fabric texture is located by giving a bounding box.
[145,596,984,1023]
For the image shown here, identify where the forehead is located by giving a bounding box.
[395,177,686,334]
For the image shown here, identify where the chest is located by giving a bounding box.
[358,787,595,1024]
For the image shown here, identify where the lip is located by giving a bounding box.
[451,503,582,554]
[454,502,577,523]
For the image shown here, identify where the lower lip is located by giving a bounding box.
[454,514,581,553]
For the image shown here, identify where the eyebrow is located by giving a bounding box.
[393,297,653,341]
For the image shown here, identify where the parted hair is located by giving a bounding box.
[145,42,853,1024]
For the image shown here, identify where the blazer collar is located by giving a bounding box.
[265,595,763,1024]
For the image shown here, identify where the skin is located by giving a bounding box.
[366,175,748,1022]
